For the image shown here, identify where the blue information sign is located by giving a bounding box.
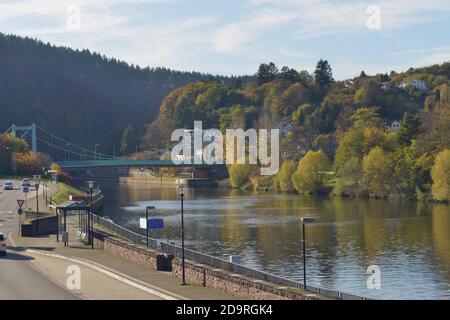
[148,218,164,229]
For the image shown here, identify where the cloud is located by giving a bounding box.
[247,0,450,38]
[212,9,297,53]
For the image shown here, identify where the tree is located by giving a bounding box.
[291,150,332,194]
[431,149,450,201]
[314,59,334,87]
[398,112,419,145]
[362,147,394,198]
[273,160,297,192]
[120,125,136,154]
[228,164,253,188]
[256,62,278,85]
[279,66,300,83]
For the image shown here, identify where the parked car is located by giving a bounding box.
[2,181,14,190]
[21,178,31,187]
[0,233,6,256]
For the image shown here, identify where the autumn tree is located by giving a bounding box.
[292,150,332,194]
[362,147,394,198]
[431,149,450,202]
[273,160,297,192]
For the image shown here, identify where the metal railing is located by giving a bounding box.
[93,214,370,300]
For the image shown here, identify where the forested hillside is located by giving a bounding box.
[0,33,252,155]
[145,60,450,201]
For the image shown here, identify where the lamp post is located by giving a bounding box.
[42,168,48,206]
[301,216,316,291]
[179,184,186,285]
[66,143,70,161]
[34,175,41,234]
[6,146,17,178]
[86,180,95,249]
[146,206,155,247]
[94,144,99,160]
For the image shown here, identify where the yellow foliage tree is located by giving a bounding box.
[362,147,394,198]
[292,150,332,194]
[431,149,450,202]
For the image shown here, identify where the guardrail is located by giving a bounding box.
[93,213,370,300]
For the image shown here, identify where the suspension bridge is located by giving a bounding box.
[3,123,210,170]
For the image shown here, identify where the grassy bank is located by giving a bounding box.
[51,183,84,205]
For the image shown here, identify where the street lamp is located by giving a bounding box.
[301,216,316,291]
[66,143,70,161]
[94,144,99,160]
[179,184,186,285]
[42,168,48,206]
[5,146,17,177]
[34,175,41,234]
[146,206,155,247]
[86,180,95,249]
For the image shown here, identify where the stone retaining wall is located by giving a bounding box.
[94,233,318,300]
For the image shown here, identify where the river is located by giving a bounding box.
[99,180,450,300]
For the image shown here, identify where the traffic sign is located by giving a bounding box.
[140,218,164,229]
[23,187,29,193]
[18,208,23,215]
[148,218,164,229]
[17,199,25,208]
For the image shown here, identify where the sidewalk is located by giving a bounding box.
[10,231,239,300]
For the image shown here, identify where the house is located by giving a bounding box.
[400,80,427,92]
[390,121,401,130]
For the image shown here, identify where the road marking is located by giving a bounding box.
[25,249,185,300]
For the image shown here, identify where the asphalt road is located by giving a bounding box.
[0,179,76,299]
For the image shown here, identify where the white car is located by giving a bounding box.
[21,178,31,187]
[0,233,6,256]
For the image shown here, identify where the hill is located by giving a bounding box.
[0,33,252,157]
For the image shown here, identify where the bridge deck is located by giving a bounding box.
[56,159,214,169]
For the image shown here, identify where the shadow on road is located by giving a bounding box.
[0,252,34,261]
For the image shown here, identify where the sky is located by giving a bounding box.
[1,0,450,79]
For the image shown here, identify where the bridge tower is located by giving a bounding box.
[4,123,37,152]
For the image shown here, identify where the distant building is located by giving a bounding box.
[400,80,427,92]
[390,120,401,130]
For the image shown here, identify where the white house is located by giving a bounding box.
[390,121,401,130]
[400,80,427,92]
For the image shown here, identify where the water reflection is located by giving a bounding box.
[100,180,450,299]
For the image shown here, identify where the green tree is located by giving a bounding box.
[292,150,332,194]
[256,62,278,85]
[314,59,334,87]
[431,149,450,201]
[398,112,419,145]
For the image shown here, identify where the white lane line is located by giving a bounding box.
[25,249,185,300]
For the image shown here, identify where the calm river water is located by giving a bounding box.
[100,181,450,300]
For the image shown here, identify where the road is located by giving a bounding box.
[0,179,165,300]
[0,179,77,299]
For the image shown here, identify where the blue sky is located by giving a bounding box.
[1,0,450,79]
